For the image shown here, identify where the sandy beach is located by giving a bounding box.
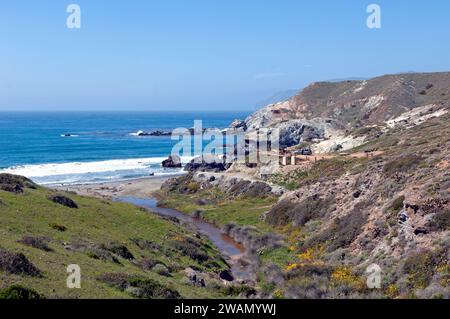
[54,175,174,199]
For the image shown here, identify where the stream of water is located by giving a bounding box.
[118,197,252,282]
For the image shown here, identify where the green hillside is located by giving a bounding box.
[0,174,228,299]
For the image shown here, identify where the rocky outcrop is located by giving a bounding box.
[144,130,171,136]
[229,72,450,152]
[48,195,78,209]
[277,120,326,148]
[193,172,284,197]
[135,130,171,136]
[229,119,247,131]
[219,269,234,282]
[162,155,182,168]
[0,174,37,194]
[184,155,231,172]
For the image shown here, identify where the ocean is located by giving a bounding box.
[0,111,248,185]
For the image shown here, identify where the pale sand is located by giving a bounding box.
[53,176,174,199]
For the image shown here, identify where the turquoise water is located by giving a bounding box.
[0,111,248,185]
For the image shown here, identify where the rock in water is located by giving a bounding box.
[162,155,182,168]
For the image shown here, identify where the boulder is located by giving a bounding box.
[219,269,234,282]
[49,195,78,209]
[184,155,231,172]
[196,198,210,206]
[413,227,428,235]
[278,120,325,148]
[332,144,344,152]
[162,155,182,168]
[184,267,207,287]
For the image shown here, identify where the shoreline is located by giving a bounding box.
[53,175,174,199]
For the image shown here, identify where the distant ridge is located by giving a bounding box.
[256,89,299,108]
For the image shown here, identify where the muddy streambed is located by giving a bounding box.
[118,196,254,283]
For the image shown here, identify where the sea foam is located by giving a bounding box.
[0,157,192,185]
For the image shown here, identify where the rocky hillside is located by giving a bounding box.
[264,110,450,298]
[231,72,450,151]
[161,72,450,299]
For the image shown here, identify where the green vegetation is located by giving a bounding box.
[0,174,228,299]
[156,185,297,283]
[268,157,368,190]
[403,249,447,289]
[304,209,368,252]
[0,285,44,299]
[97,273,181,299]
[266,196,335,226]
[158,189,276,231]
[429,209,450,231]
[384,195,405,227]
[383,154,423,176]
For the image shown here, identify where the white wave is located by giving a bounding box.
[61,134,79,137]
[129,130,144,136]
[0,156,193,185]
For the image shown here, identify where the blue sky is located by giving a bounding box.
[1,0,449,111]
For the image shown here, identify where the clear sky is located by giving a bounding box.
[1,0,449,111]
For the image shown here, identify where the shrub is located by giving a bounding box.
[97,273,180,299]
[48,195,78,209]
[220,285,256,297]
[18,236,53,252]
[130,238,162,252]
[49,223,67,232]
[285,264,333,280]
[139,258,165,271]
[384,195,405,227]
[266,196,335,226]
[101,242,134,260]
[67,242,120,264]
[304,209,368,251]
[152,264,171,277]
[265,199,297,226]
[86,247,120,264]
[187,182,200,193]
[0,248,42,277]
[429,209,450,231]
[402,249,446,289]
[383,154,423,176]
[331,267,364,289]
[169,237,209,263]
[0,285,43,299]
